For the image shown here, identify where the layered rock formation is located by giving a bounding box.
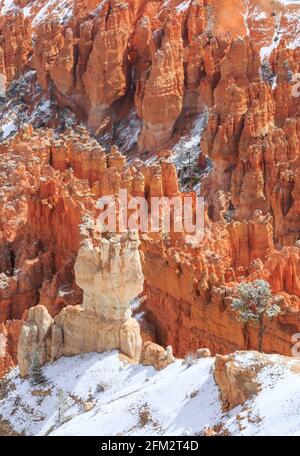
[214,350,300,411]
[135,15,184,151]
[0,122,184,376]
[18,230,144,376]
[0,319,22,376]
[1,0,297,152]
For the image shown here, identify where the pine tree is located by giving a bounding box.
[29,351,46,386]
[56,388,70,426]
[231,280,281,352]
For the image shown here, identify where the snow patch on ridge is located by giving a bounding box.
[260,10,283,61]
[2,351,300,435]
[0,0,73,24]
[0,351,222,436]
[0,0,16,15]
[279,1,300,5]
[172,109,210,192]
[32,0,73,25]
[114,110,143,154]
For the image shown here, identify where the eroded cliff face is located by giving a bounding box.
[1,0,298,151]
[0,0,300,376]
[0,122,185,374]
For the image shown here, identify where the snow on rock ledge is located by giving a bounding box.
[214,350,300,411]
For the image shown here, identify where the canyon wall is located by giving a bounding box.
[1,0,298,151]
[0,0,300,375]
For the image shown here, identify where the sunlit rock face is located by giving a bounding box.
[18,230,144,377]
[1,0,298,151]
[74,230,143,321]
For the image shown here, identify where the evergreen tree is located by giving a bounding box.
[56,388,70,426]
[231,280,281,352]
[29,351,46,386]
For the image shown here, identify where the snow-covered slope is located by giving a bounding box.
[1,350,300,436]
[0,0,73,24]
[0,352,221,436]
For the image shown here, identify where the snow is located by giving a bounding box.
[32,0,73,26]
[173,111,208,163]
[0,0,73,24]
[175,1,191,13]
[0,0,33,16]
[0,70,66,139]
[288,36,300,48]
[0,0,16,15]
[172,110,210,192]
[0,351,222,436]
[225,356,300,436]
[254,12,268,21]
[243,0,250,36]
[28,97,51,124]
[260,9,283,61]
[279,1,300,5]
[89,0,107,17]
[114,110,143,154]
[285,8,300,49]
[1,121,17,139]
[2,350,300,436]
[259,0,300,61]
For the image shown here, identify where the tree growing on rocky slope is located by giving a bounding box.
[56,389,70,426]
[231,280,281,352]
[29,351,46,386]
